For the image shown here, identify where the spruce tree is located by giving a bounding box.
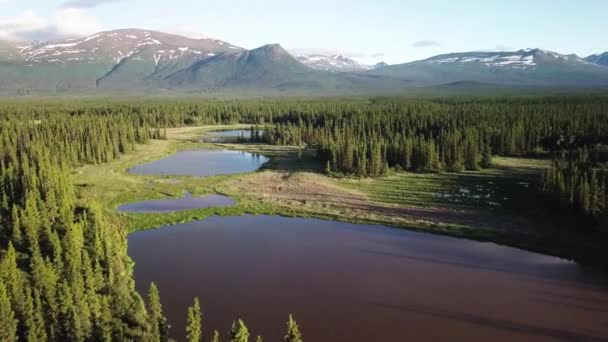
[186,297,202,342]
[0,281,17,342]
[148,282,169,342]
[229,319,250,342]
[481,142,492,168]
[0,242,24,318]
[23,287,47,342]
[210,330,220,342]
[464,140,480,171]
[284,314,303,342]
[324,160,332,175]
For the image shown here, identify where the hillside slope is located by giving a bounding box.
[371,49,608,86]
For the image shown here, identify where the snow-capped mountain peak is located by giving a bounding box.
[424,49,593,70]
[16,29,243,67]
[584,52,608,66]
[295,53,372,72]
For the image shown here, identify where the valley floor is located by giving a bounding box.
[73,125,608,266]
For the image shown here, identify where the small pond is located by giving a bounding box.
[128,149,268,177]
[117,193,235,213]
[128,215,608,341]
[205,129,263,142]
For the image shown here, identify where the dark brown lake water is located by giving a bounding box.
[128,149,268,176]
[128,215,608,342]
[117,193,235,213]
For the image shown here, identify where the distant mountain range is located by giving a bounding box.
[295,54,375,72]
[293,54,391,72]
[0,29,607,95]
[371,49,608,87]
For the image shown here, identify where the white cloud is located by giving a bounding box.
[413,40,441,48]
[0,9,102,42]
[0,11,49,41]
[164,25,216,40]
[60,0,124,9]
[54,8,102,37]
[494,44,514,51]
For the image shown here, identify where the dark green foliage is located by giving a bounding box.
[0,280,18,341]
[481,141,493,168]
[148,282,169,342]
[0,108,154,340]
[543,146,608,229]
[259,97,608,177]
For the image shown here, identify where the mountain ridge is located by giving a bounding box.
[370,49,608,86]
[160,43,315,89]
[1,29,608,94]
[585,52,608,66]
[295,53,372,72]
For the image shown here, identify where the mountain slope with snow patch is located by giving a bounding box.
[371,49,608,86]
[585,52,608,67]
[296,54,371,72]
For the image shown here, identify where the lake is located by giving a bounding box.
[128,149,269,176]
[117,193,235,213]
[128,215,608,341]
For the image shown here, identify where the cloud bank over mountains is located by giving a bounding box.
[60,0,124,9]
[413,40,441,48]
[0,0,124,42]
[0,9,102,41]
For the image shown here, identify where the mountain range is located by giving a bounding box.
[1,28,607,95]
[585,53,608,66]
[294,54,374,72]
[372,49,608,87]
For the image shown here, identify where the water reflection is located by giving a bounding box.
[128,149,268,176]
[205,130,254,142]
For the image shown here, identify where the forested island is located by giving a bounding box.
[1,96,607,341]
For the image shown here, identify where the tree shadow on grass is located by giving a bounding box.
[256,148,324,173]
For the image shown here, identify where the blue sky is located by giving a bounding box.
[0,0,606,64]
